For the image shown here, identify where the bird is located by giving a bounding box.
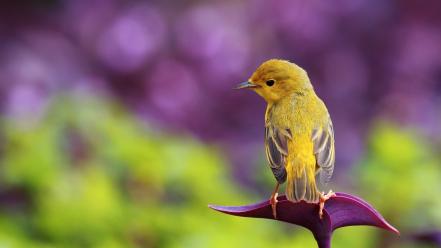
[235,59,335,219]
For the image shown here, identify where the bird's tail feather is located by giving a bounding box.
[286,165,320,203]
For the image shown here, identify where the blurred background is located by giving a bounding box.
[0,0,441,247]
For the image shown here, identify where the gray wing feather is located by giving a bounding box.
[265,126,289,183]
[312,119,335,184]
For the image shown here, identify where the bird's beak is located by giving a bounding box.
[234,81,259,90]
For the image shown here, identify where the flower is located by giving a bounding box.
[209,192,399,248]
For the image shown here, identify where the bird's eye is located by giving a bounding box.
[266,79,275,87]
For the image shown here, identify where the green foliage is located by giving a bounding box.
[354,121,441,247]
[0,94,312,247]
[1,96,439,247]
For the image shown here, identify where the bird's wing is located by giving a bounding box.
[264,126,291,183]
[312,118,335,185]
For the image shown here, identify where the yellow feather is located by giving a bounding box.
[243,59,335,203]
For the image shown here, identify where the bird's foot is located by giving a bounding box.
[270,192,278,219]
[319,190,336,219]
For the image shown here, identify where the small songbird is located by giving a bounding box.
[236,59,335,219]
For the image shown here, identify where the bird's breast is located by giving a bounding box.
[266,97,311,136]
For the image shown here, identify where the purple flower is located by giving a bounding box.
[209,192,399,248]
[95,3,166,73]
[174,4,251,80]
[144,58,200,125]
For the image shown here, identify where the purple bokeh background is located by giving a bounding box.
[1,0,441,184]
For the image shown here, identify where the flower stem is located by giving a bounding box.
[314,232,331,248]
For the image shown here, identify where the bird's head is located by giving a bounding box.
[236,59,312,103]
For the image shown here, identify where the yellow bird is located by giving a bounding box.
[236,59,335,219]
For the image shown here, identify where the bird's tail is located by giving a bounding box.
[286,163,320,203]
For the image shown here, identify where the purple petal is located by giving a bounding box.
[209,192,398,248]
[209,195,332,237]
[326,193,399,234]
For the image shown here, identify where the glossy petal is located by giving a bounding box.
[209,192,399,248]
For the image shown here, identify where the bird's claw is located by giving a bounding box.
[319,190,336,219]
[270,193,278,219]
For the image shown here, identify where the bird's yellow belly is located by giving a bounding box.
[286,135,316,174]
